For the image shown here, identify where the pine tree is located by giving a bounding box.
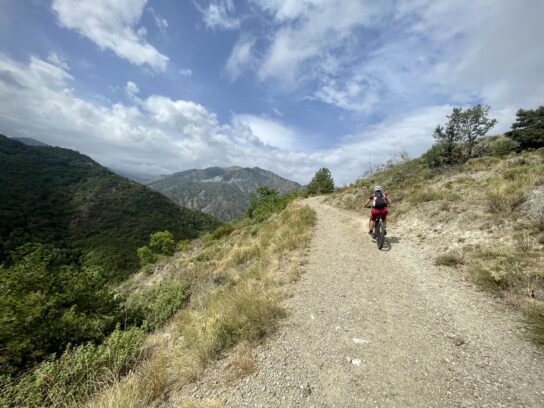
[306,168,335,195]
[507,106,544,149]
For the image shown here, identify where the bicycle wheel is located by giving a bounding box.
[377,219,385,249]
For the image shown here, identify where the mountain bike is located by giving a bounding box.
[366,206,386,250]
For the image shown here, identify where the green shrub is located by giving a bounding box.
[0,245,120,376]
[137,245,158,266]
[131,283,187,331]
[148,231,175,256]
[246,187,296,221]
[0,326,145,408]
[177,239,190,251]
[489,137,519,157]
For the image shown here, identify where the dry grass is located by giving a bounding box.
[230,344,257,378]
[82,204,316,407]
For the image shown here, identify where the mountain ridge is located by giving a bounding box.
[0,135,220,277]
[147,166,302,221]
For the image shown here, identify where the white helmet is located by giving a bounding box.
[374,185,382,192]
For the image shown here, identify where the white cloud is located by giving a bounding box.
[225,35,256,80]
[193,0,240,30]
[0,54,458,185]
[231,114,298,150]
[255,0,384,84]
[51,0,168,72]
[250,0,544,122]
[125,81,139,96]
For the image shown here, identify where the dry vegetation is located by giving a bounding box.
[82,202,316,407]
[327,148,544,345]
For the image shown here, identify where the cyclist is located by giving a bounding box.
[364,185,389,237]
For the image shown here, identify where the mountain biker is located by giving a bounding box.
[364,185,389,237]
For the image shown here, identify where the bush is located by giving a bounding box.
[129,283,187,331]
[0,326,145,408]
[246,187,295,221]
[0,244,120,376]
[177,239,190,251]
[489,137,519,157]
[148,231,175,256]
[137,245,158,266]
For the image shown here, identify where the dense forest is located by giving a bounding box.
[0,135,220,278]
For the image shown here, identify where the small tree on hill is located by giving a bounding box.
[137,230,175,266]
[148,231,175,256]
[507,106,544,149]
[454,104,497,158]
[306,168,335,196]
[426,104,497,167]
[246,186,283,221]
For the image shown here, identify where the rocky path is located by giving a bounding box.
[223,198,544,407]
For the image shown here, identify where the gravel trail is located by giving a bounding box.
[223,198,544,407]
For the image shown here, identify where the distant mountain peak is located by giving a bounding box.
[148,166,301,221]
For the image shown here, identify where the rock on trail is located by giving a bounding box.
[221,198,544,407]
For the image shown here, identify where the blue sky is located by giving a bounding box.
[0,0,543,184]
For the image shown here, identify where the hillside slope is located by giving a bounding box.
[147,166,302,221]
[0,135,220,277]
[327,148,544,342]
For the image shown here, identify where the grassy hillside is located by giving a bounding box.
[1,200,316,407]
[328,146,544,344]
[0,135,220,278]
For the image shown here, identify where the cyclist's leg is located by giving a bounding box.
[369,209,377,234]
[382,208,388,234]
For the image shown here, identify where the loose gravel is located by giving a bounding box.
[212,198,544,407]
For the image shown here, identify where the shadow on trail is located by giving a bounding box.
[379,236,400,252]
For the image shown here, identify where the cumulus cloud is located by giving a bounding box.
[51,0,168,72]
[0,54,456,184]
[193,0,240,30]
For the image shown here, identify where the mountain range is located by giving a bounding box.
[147,166,302,221]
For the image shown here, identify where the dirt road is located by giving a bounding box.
[223,198,544,407]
